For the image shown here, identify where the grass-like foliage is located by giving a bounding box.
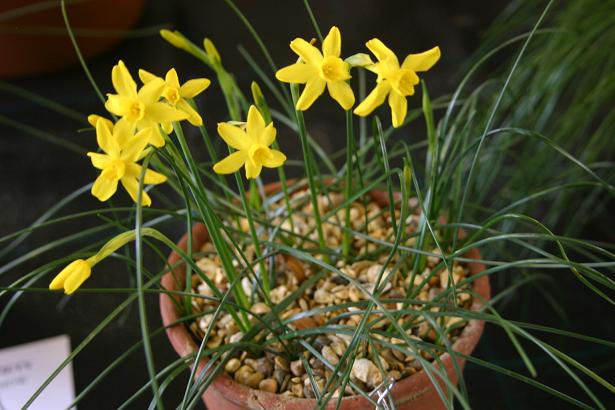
[0,0,613,409]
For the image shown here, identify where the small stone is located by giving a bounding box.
[322,346,339,366]
[348,287,362,302]
[246,371,264,389]
[427,249,441,266]
[294,315,320,329]
[234,365,254,384]
[330,341,345,357]
[313,335,331,350]
[351,358,382,389]
[388,370,402,381]
[251,302,270,315]
[274,356,290,371]
[206,333,222,348]
[314,288,333,304]
[365,264,383,283]
[273,368,287,386]
[270,285,288,304]
[331,275,349,285]
[298,298,309,311]
[229,331,244,344]
[259,378,278,393]
[255,357,273,376]
[225,358,241,373]
[290,382,304,398]
[290,360,305,377]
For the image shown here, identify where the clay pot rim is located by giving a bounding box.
[160,184,491,408]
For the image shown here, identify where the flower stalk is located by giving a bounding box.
[290,84,327,257]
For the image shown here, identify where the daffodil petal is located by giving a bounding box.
[261,149,286,168]
[124,163,167,184]
[275,63,317,84]
[137,78,165,104]
[112,60,137,97]
[50,259,91,294]
[345,53,374,68]
[244,159,262,179]
[402,46,441,72]
[121,177,152,206]
[161,122,173,134]
[213,151,247,174]
[247,105,266,142]
[180,78,211,98]
[136,122,165,147]
[143,169,167,184]
[290,38,323,65]
[389,91,408,128]
[87,152,111,170]
[138,68,160,84]
[105,94,134,117]
[92,172,119,202]
[323,26,341,57]
[217,123,249,150]
[165,68,181,89]
[146,102,188,123]
[96,118,120,156]
[50,259,86,290]
[122,129,150,162]
[176,99,203,126]
[353,82,391,116]
[366,39,398,65]
[259,123,276,146]
[63,262,91,294]
[296,79,326,111]
[327,81,355,110]
[112,118,136,149]
[88,114,113,130]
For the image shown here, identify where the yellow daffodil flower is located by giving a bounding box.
[139,68,210,133]
[213,105,286,179]
[354,40,440,127]
[104,60,188,147]
[49,259,92,295]
[88,119,167,206]
[276,26,354,110]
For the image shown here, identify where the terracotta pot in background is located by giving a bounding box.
[160,186,491,409]
[0,0,146,78]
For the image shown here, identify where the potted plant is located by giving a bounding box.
[4,1,614,409]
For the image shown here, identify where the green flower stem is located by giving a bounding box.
[134,154,163,410]
[234,173,270,295]
[342,109,354,260]
[172,123,251,331]
[192,113,241,230]
[290,84,327,258]
[251,81,296,239]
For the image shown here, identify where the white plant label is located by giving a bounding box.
[0,335,75,410]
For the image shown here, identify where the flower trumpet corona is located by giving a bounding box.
[88,119,167,206]
[139,68,211,132]
[213,105,286,179]
[354,40,440,127]
[105,60,188,147]
[276,26,354,110]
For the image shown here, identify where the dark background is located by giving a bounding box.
[1,1,613,409]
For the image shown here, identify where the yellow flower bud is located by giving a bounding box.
[203,38,221,64]
[49,259,92,295]
[160,29,189,51]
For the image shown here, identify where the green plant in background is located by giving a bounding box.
[0,0,613,409]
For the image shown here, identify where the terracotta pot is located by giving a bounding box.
[160,185,491,409]
[0,0,146,78]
